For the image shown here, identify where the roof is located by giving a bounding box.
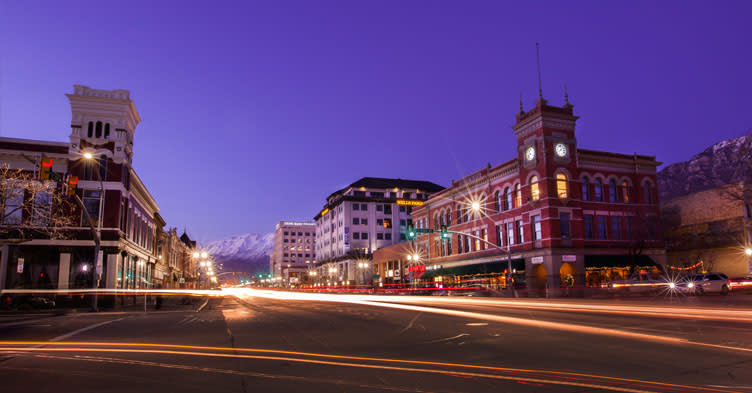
[348,177,445,192]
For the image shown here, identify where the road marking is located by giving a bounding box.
[466,322,488,326]
[48,318,125,342]
[398,312,421,334]
[197,298,209,312]
[424,333,469,344]
[0,346,728,393]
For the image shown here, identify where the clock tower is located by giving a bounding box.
[512,95,579,201]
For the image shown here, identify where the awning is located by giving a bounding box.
[422,261,515,279]
[584,255,658,268]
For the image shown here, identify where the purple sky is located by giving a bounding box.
[1,1,751,242]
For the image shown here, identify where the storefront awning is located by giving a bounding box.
[422,260,516,279]
[584,255,658,268]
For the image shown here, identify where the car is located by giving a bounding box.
[604,272,666,294]
[729,275,752,290]
[677,273,731,295]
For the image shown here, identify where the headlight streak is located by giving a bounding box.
[0,342,738,393]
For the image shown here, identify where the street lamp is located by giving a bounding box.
[201,251,208,259]
[76,150,106,311]
[745,248,752,256]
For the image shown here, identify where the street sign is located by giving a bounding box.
[16,258,24,273]
[96,251,103,275]
[531,256,544,264]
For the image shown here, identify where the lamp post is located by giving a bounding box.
[78,151,105,312]
[470,200,514,294]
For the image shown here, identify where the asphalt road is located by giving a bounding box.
[2,290,752,393]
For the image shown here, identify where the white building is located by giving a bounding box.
[313,177,444,284]
[270,221,316,284]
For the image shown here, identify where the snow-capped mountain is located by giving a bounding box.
[203,233,274,274]
[657,134,752,201]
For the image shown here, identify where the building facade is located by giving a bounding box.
[662,183,752,277]
[392,97,665,295]
[270,221,316,284]
[313,177,444,284]
[0,85,190,291]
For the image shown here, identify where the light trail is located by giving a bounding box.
[0,342,739,393]
[0,288,225,297]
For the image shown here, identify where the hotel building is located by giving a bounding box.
[270,221,316,284]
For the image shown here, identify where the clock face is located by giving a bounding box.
[525,146,536,161]
[555,143,567,157]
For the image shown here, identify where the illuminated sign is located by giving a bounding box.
[319,208,329,217]
[396,199,424,206]
[282,221,314,226]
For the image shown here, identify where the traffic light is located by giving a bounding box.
[440,225,450,240]
[67,176,78,196]
[406,224,417,240]
[40,158,53,181]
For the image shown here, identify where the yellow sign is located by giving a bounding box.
[397,199,424,206]
[320,208,329,216]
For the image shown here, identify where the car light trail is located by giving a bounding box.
[0,342,738,393]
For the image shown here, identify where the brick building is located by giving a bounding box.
[377,97,665,295]
[0,85,191,291]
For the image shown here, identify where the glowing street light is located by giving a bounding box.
[471,201,481,212]
[201,251,208,259]
[745,248,752,256]
[83,152,93,160]
[193,252,200,258]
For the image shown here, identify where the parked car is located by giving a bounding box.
[677,273,731,295]
[604,272,666,294]
[729,275,752,290]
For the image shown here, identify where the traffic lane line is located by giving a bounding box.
[0,346,732,393]
[0,341,740,393]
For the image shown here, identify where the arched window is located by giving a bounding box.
[456,204,462,224]
[530,176,540,201]
[446,209,451,226]
[95,121,102,138]
[609,179,618,202]
[104,123,110,138]
[504,187,512,211]
[581,177,590,201]
[87,122,93,137]
[643,182,654,204]
[594,178,603,201]
[495,191,501,212]
[434,214,440,230]
[621,181,630,203]
[556,173,568,198]
[514,184,522,207]
[440,212,445,226]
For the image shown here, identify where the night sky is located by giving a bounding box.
[1,1,750,242]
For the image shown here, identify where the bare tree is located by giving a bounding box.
[0,163,77,245]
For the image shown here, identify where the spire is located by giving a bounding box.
[536,42,543,101]
[564,84,571,108]
[519,92,524,114]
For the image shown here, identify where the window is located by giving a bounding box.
[82,190,102,226]
[298,232,302,236]
[464,235,470,253]
[95,121,102,138]
[399,206,405,212]
[2,186,23,224]
[643,183,654,204]
[384,204,392,214]
[31,187,52,226]
[456,205,462,224]
[609,179,618,202]
[496,225,504,247]
[457,235,463,254]
[400,233,406,240]
[560,213,571,239]
[370,192,384,198]
[377,233,383,240]
[495,191,501,212]
[622,181,630,203]
[87,122,93,137]
[400,219,406,226]
[376,219,383,227]
[361,203,367,210]
[445,210,451,226]
[354,191,366,197]
[385,233,392,240]
[104,123,110,138]
[376,205,383,212]
[531,215,542,241]
[597,216,607,239]
[481,229,487,250]
[581,177,590,201]
[353,204,360,211]
[515,184,522,207]
[283,239,288,243]
[361,232,368,240]
[611,217,621,240]
[556,173,568,198]
[353,218,360,225]
[353,232,360,240]
[594,178,603,201]
[383,218,392,228]
[516,220,524,244]
[584,215,594,239]
[504,187,512,211]
[530,176,540,201]
[507,224,514,246]
[284,231,289,235]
